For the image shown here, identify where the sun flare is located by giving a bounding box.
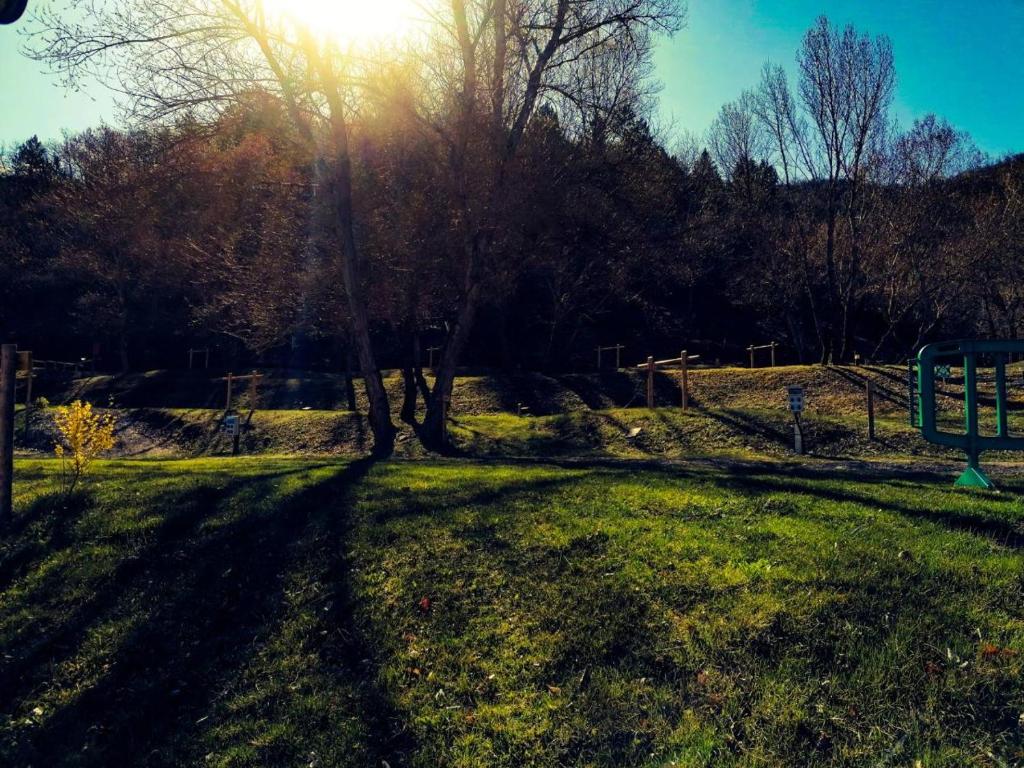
[260,0,423,47]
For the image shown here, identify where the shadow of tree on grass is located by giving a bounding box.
[0,459,414,767]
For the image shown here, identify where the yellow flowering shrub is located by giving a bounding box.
[53,400,116,493]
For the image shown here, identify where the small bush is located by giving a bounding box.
[53,400,116,494]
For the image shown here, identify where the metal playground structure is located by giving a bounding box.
[912,339,1024,488]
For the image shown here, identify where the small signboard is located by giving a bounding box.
[787,385,805,413]
[222,415,240,437]
[935,364,951,381]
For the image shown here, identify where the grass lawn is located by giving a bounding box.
[1,457,1022,766]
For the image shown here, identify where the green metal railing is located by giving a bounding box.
[915,339,1024,488]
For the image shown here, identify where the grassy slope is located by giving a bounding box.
[2,458,1022,767]
[23,363,1024,462]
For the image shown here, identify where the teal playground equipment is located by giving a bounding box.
[911,340,1024,488]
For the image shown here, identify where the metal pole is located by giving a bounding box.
[995,354,1009,438]
[771,342,776,368]
[646,356,654,409]
[963,354,979,469]
[866,380,875,440]
[0,344,15,524]
[748,346,754,369]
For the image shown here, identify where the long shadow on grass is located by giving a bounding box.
[467,456,1024,549]
[0,490,93,590]
[0,459,414,767]
[707,465,1024,550]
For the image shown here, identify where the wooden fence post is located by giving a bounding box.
[0,344,16,525]
[21,351,33,441]
[680,350,689,410]
[771,342,777,368]
[646,356,654,409]
[225,373,234,413]
[866,380,876,440]
[748,346,754,369]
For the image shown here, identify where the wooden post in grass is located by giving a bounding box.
[748,342,778,369]
[244,370,261,425]
[225,372,234,413]
[0,344,15,524]
[680,350,689,410]
[646,356,654,408]
[866,380,876,441]
[597,344,624,371]
[427,346,441,370]
[19,351,32,441]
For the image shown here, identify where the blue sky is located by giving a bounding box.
[1,0,1022,156]
[654,0,1024,157]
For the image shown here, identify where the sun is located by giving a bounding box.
[260,0,423,48]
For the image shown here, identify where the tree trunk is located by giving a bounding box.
[315,71,395,455]
[422,266,484,449]
[412,333,431,401]
[328,164,393,454]
[400,364,418,425]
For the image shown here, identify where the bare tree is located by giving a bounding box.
[867,115,984,355]
[400,0,684,446]
[708,89,768,182]
[752,16,895,362]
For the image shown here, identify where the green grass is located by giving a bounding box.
[2,457,1023,766]
[451,407,992,462]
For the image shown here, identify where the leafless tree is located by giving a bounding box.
[708,89,767,181]
[868,115,984,355]
[752,16,895,362]
[396,0,684,445]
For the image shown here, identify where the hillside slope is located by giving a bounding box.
[20,364,1022,461]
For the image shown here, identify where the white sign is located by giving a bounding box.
[222,415,240,436]
[787,385,805,413]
